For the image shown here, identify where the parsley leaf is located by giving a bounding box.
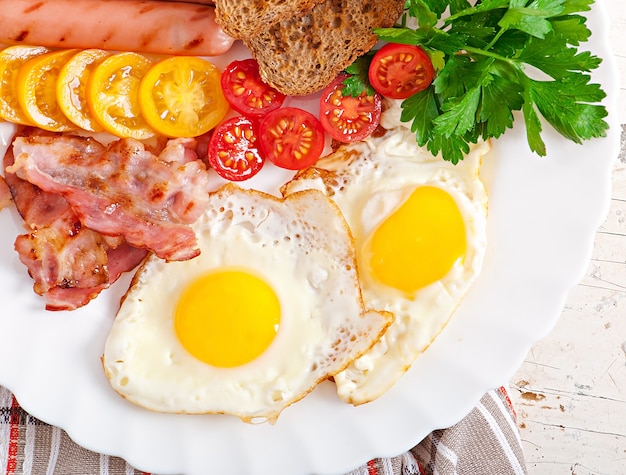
[401,88,440,146]
[498,0,565,39]
[522,97,547,155]
[529,75,608,143]
[428,133,471,165]
[560,0,593,15]
[551,15,591,45]
[342,53,376,97]
[479,73,525,138]
[434,86,482,138]
[516,32,601,78]
[384,0,608,162]
[406,0,440,27]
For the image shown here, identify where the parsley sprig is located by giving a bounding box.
[371,0,609,163]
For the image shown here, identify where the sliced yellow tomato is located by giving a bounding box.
[57,49,110,132]
[0,45,49,125]
[16,49,79,132]
[87,52,155,140]
[138,56,228,138]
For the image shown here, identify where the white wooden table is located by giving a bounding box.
[509,1,626,473]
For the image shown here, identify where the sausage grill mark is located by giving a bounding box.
[23,2,44,14]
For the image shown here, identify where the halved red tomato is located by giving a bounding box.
[258,107,325,170]
[221,58,286,117]
[319,74,382,143]
[207,116,265,181]
[368,43,435,99]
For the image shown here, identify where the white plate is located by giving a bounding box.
[0,4,620,475]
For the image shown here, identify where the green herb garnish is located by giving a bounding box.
[374,0,608,163]
[342,53,376,96]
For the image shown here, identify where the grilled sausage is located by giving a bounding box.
[0,0,234,56]
[155,0,214,3]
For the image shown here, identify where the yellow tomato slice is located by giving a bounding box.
[0,45,49,125]
[139,56,228,138]
[57,49,110,132]
[16,49,79,132]
[87,52,156,140]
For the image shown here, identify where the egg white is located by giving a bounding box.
[102,184,391,423]
[282,117,490,405]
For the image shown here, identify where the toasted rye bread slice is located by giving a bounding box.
[214,0,324,39]
[244,0,405,96]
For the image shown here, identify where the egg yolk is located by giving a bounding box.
[365,186,466,294]
[174,270,280,368]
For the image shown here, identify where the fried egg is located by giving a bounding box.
[102,184,391,423]
[282,119,490,405]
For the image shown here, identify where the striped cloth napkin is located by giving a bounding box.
[0,385,527,475]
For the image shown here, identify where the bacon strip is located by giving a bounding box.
[8,134,209,262]
[4,134,148,311]
[43,242,149,311]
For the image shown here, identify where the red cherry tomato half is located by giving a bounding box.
[368,43,435,99]
[319,74,382,143]
[258,107,325,170]
[221,58,286,117]
[207,115,265,181]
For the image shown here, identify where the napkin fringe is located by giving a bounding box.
[1,385,526,475]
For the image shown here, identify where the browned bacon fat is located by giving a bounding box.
[0,0,233,56]
[7,134,210,262]
[4,139,148,311]
[41,241,149,311]
[0,175,11,210]
[12,227,147,311]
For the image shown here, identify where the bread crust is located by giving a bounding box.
[244,0,406,96]
[214,0,325,38]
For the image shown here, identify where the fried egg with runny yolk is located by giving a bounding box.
[102,184,391,423]
[282,125,490,405]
